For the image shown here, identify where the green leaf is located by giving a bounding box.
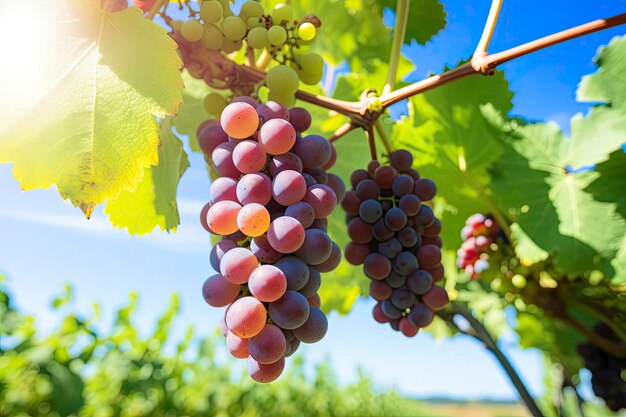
[105,118,190,235]
[577,35,626,112]
[0,0,183,217]
[173,71,213,153]
[392,69,513,249]
[491,121,626,276]
[585,149,626,219]
[376,0,446,45]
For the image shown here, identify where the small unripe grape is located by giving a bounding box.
[298,22,317,41]
[222,16,246,40]
[199,1,223,24]
[203,93,228,116]
[266,65,299,96]
[181,20,204,42]
[247,27,268,49]
[239,1,264,19]
[202,23,224,50]
[267,25,287,46]
[272,3,293,23]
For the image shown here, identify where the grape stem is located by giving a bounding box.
[441,305,545,417]
[328,123,358,143]
[246,47,256,69]
[374,119,394,154]
[365,126,378,161]
[473,0,503,60]
[383,0,410,95]
[146,0,168,19]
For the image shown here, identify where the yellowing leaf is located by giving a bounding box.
[105,118,189,235]
[0,0,183,217]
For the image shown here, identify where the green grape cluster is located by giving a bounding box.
[173,1,325,115]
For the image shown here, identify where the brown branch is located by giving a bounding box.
[365,126,378,161]
[380,12,626,109]
[329,123,358,143]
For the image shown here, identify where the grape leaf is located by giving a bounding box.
[392,69,514,249]
[376,0,446,45]
[491,121,626,277]
[0,0,183,217]
[173,71,212,153]
[577,35,626,113]
[105,118,190,235]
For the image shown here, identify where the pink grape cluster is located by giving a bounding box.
[457,213,502,279]
[198,98,345,383]
[341,150,449,337]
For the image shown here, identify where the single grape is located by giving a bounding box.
[207,200,241,235]
[305,168,327,185]
[416,205,435,227]
[381,299,402,319]
[226,331,249,358]
[272,170,306,206]
[392,174,414,197]
[292,134,332,169]
[369,280,393,301]
[372,218,394,241]
[406,269,433,295]
[364,253,391,280]
[209,239,238,271]
[269,152,303,176]
[237,172,272,205]
[293,307,327,343]
[399,317,420,337]
[247,356,285,383]
[378,238,402,259]
[237,203,270,237]
[397,227,418,248]
[222,15,246,40]
[202,274,240,307]
[414,178,437,201]
[221,37,242,53]
[203,93,228,116]
[220,102,259,139]
[201,23,224,50]
[288,107,312,132]
[373,302,390,323]
[347,217,373,244]
[310,218,328,232]
[393,252,418,276]
[225,296,267,338]
[267,90,295,108]
[417,244,442,270]
[344,242,370,265]
[389,150,413,171]
[385,207,408,231]
[355,179,380,200]
[297,22,317,41]
[350,169,370,187]
[269,290,310,329]
[307,293,321,308]
[248,265,287,302]
[198,123,228,156]
[210,177,238,204]
[428,263,445,282]
[196,118,219,138]
[285,201,315,229]
[422,286,449,311]
[232,140,267,174]
[181,19,204,42]
[266,64,298,95]
[341,191,361,216]
[391,288,416,310]
[248,323,287,365]
[407,303,434,328]
[239,0,264,19]
[322,144,337,170]
[211,142,240,178]
[250,235,282,263]
[199,0,223,23]
[316,241,341,273]
[259,119,296,155]
[267,216,305,253]
[257,101,289,121]
[398,194,421,217]
[326,173,346,204]
[423,218,442,238]
[386,272,406,289]
[374,166,398,189]
[359,199,383,224]
[272,3,292,23]
[303,184,337,218]
[274,256,309,291]
[247,26,268,49]
[295,229,332,265]
[299,267,321,298]
[220,247,258,284]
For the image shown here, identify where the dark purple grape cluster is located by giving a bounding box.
[198,98,345,383]
[341,150,449,337]
[577,324,626,411]
[457,213,502,279]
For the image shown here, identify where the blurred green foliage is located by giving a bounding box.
[0,278,426,417]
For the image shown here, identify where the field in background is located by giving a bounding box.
[419,400,530,417]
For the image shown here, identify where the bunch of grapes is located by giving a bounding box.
[577,324,626,411]
[456,214,503,279]
[341,150,449,337]
[171,0,324,108]
[199,98,344,383]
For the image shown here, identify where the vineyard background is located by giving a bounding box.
[1,0,625,415]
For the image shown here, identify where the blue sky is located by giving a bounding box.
[1,0,624,402]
